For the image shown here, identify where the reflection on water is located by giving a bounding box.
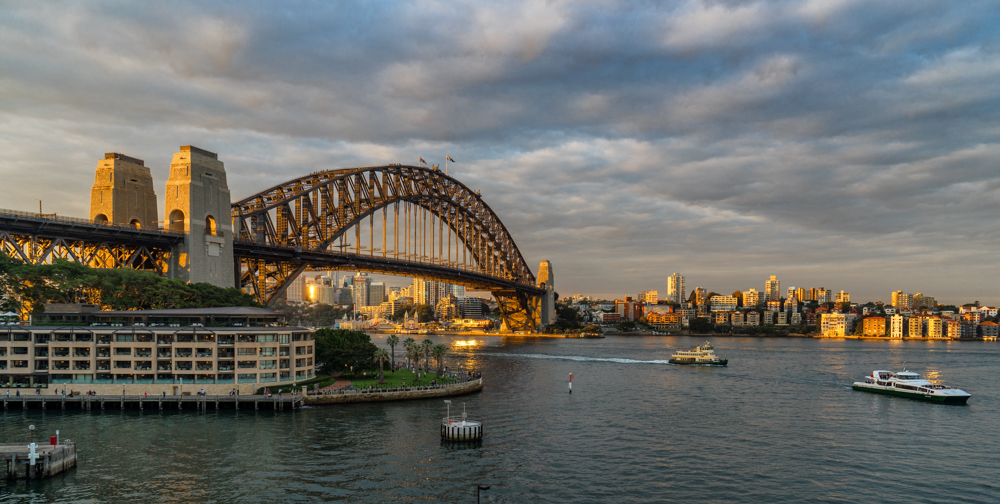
[2,336,998,503]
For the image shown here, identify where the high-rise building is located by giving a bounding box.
[913,293,936,309]
[286,275,306,303]
[694,287,707,308]
[892,291,913,309]
[352,272,371,307]
[667,273,685,303]
[796,287,806,302]
[764,275,780,302]
[412,278,443,306]
[835,290,850,304]
[710,295,737,312]
[743,288,761,307]
[369,281,386,306]
[642,290,659,304]
[786,286,799,303]
[451,284,466,298]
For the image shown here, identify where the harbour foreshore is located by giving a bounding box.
[305,377,483,405]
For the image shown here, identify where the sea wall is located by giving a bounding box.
[304,378,483,406]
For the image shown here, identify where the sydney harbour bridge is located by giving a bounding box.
[0,146,554,332]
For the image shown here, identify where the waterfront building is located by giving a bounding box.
[945,320,961,339]
[806,312,817,325]
[710,296,737,312]
[961,322,977,339]
[764,311,774,325]
[863,317,886,337]
[820,313,846,337]
[776,311,787,325]
[746,312,760,326]
[766,300,782,312]
[926,317,943,338]
[646,311,682,328]
[460,298,484,319]
[714,312,730,325]
[790,312,802,325]
[731,312,744,326]
[890,314,906,338]
[743,289,761,308]
[693,287,707,309]
[667,273,685,303]
[908,316,925,338]
[978,322,998,338]
[764,276,780,302]
[2,305,314,394]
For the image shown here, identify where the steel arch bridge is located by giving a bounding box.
[232,165,544,332]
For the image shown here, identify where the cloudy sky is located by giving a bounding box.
[2,1,999,304]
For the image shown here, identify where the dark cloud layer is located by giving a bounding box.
[2,1,999,303]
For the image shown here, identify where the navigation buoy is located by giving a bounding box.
[441,400,482,441]
[569,372,573,394]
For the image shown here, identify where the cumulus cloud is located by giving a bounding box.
[1,0,999,303]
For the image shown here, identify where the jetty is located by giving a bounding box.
[2,442,76,480]
[2,394,303,412]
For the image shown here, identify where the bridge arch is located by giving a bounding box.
[232,165,542,331]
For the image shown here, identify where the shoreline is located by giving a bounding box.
[304,377,483,406]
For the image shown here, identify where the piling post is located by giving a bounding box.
[9,454,17,480]
[254,399,258,410]
[215,397,219,410]
[158,398,162,411]
[100,398,104,410]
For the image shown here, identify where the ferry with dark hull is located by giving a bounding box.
[853,370,971,404]
[669,342,728,366]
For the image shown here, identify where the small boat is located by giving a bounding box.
[852,369,971,404]
[669,341,728,366]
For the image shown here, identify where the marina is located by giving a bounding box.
[2,442,77,481]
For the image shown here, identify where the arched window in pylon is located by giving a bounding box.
[168,209,185,233]
[205,215,217,236]
[94,214,108,225]
[129,219,141,229]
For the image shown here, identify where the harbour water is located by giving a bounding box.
[2,336,998,503]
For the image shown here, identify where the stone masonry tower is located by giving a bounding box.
[89,153,158,228]
[164,146,234,287]
[535,259,556,328]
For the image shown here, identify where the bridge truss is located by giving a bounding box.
[232,165,543,332]
[0,210,181,273]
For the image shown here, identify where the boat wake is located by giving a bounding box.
[488,352,671,365]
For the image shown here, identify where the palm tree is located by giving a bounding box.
[421,339,434,372]
[432,343,447,377]
[407,345,421,380]
[386,335,399,369]
[403,337,416,368]
[373,348,389,384]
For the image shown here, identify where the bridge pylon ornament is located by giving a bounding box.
[230,164,546,331]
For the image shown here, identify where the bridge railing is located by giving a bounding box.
[0,208,183,235]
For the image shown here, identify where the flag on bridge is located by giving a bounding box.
[446,154,456,163]
[419,157,426,165]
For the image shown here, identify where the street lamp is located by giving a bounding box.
[28,424,35,444]
[477,485,490,503]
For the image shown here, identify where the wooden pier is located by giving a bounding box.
[2,394,303,412]
[2,442,76,480]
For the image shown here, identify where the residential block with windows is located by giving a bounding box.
[1,306,314,394]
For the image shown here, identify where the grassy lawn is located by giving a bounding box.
[349,369,461,389]
[255,373,338,395]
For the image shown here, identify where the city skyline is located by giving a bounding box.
[2,3,1000,304]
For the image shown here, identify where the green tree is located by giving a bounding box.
[732,290,743,308]
[313,328,379,374]
[393,304,414,321]
[421,338,434,371]
[373,348,390,383]
[415,304,435,323]
[386,334,399,368]
[689,317,713,334]
[432,343,448,376]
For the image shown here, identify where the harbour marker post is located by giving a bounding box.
[569,373,573,394]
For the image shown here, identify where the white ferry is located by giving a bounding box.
[669,341,728,366]
[852,369,971,404]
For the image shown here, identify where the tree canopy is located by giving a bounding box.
[314,328,379,374]
[0,253,260,315]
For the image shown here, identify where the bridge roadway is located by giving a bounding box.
[234,241,545,296]
[0,209,184,249]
